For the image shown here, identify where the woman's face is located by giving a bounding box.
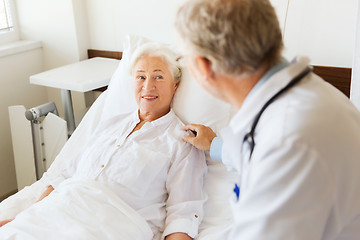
[133,55,178,120]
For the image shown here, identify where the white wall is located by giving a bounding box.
[86,0,185,50]
[16,0,80,69]
[0,48,47,197]
[87,0,358,68]
[270,0,290,34]
[72,0,91,61]
[350,3,360,109]
[15,0,91,120]
[0,0,92,196]
[283,0,358,67]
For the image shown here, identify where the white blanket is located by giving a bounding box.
[0,179,154,240]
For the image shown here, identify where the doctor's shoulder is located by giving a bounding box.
[257,74,360,155]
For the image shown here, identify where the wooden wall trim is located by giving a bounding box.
[87,49,122,60]
[313,65,352,98]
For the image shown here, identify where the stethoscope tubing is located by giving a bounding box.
[243,66,313,161]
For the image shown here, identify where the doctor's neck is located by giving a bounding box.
[218,67,269,110]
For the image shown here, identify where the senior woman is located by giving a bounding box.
[176,0,360,239]
[0,43,206,240]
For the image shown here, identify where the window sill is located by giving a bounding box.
[0,40,42,58]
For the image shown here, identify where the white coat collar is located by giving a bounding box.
[228,56,311,135]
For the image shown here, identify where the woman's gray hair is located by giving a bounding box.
[129,42,182,84]
[175,0,283,76]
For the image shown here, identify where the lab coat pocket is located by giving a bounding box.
[113,144,169,197]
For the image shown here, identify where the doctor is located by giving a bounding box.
[175,0,360,239]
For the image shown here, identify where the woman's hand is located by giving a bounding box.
[182,124,216,151]
[0,185,54,228]
[165,232,192,240]
[36,185,54,202]
[0,218,14,227]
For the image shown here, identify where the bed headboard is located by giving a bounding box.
[313,65,352,98]
[88,49,123,60]
[88,49,352,98]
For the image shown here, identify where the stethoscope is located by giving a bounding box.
[243,66,313,162]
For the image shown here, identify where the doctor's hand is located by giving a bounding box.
[182,124,217,151]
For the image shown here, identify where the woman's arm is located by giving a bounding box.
[165,232,192,240]
[163,141,207,239]
[36,185,54,202]
[0,219,14,227]
[0,185,54,228]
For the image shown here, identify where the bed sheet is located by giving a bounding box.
[0,178,153,240]
[196,162,236,240]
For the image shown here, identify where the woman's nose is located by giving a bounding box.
[143,79,155,90]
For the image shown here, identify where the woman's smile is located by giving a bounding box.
[141,94,158,101]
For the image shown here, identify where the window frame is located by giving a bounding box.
[0,0,19,45]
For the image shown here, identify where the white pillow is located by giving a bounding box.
[173,58,235,135]
[102,34,234,135]
[102,35,145,120]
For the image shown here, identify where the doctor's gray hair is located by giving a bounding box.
[175,0,283,76]
[129,42,182,84]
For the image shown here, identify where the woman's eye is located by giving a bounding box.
[155,76,163,80]
[137,76,145,80]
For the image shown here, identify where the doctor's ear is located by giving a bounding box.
[194,56,215,81]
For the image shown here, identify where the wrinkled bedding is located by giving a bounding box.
[0,178,153,240]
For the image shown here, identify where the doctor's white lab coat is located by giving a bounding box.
[222,57,360,239]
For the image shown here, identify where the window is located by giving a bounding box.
[0,0,13,33]
[0,0,18,45]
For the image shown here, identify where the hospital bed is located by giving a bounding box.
[0,35,353,239]
[0,35,236,240]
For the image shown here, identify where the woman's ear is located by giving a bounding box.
[173,82,179,94]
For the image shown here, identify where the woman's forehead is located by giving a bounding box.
[134,55,170,72]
